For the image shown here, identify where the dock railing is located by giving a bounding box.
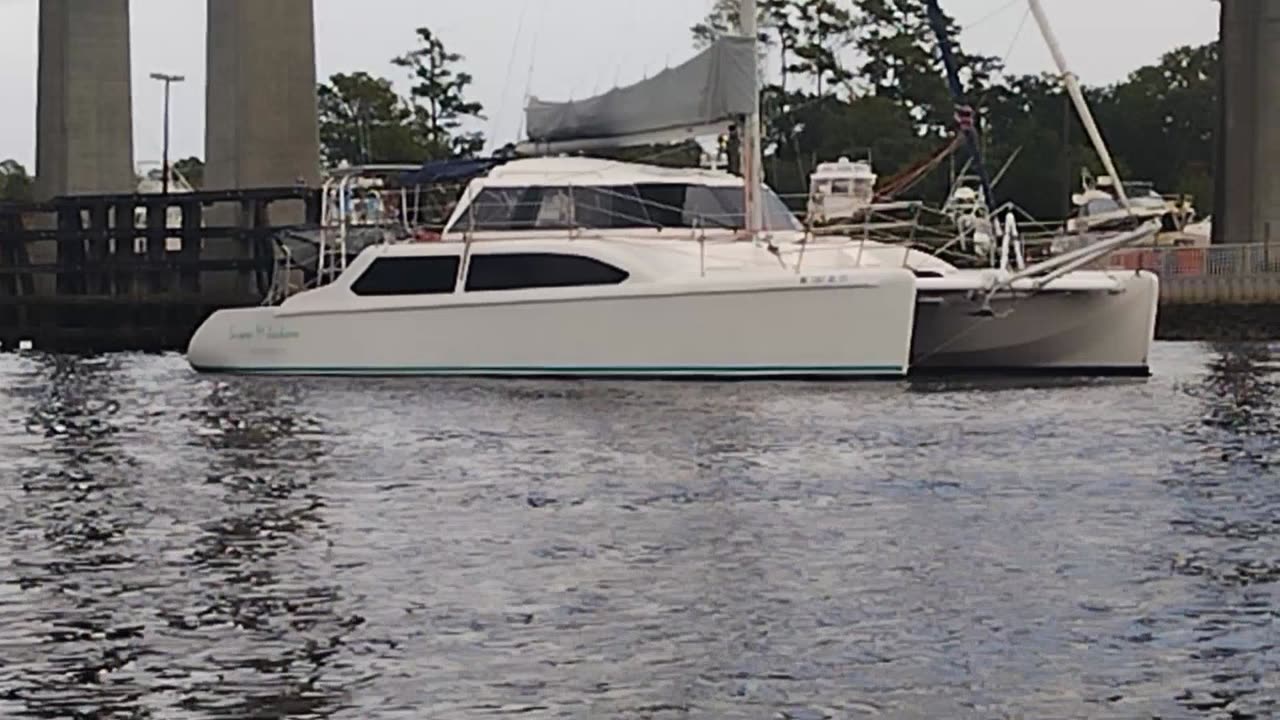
[1102,242,1280,304]
[1103,243,1280,278]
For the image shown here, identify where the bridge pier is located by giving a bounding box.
[1217,0,1280,255]
[32,0,320,208]
[34,0,135,199]
[204,0,321,225]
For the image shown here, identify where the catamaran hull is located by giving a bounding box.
[910,271,1159,375]
[187,272,918,379]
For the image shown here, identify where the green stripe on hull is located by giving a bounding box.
[189,364,906,377]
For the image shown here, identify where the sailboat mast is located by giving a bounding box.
[1026,0,1129,207]
[922,0,996,215]
[740,0,765,239]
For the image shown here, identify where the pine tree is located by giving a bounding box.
[393,27,487,158]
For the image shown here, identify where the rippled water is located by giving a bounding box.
[0,342,1277,719]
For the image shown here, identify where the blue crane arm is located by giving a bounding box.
[922,0,997,215]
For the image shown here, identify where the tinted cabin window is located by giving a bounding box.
[350,256,460,295]
[465,253,630,292]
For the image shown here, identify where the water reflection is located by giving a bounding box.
[0,344,1277,718]
[168,378,352,718]
[1,354,153,719]
[1160,342,1280,718]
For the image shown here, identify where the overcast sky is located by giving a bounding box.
[0,0,1218,169]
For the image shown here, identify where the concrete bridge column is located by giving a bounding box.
[34,0,135,199]
[1256,2,1280,254]
[1217,0,1280,253]
[204,0,320,223]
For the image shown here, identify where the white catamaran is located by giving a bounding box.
[186,0,920,378]
[187,0,1160,378]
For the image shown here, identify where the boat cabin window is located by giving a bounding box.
[350,256,461,296]
[465,252,630,292]
[456,183,802,232]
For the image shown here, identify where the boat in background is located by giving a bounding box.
[1066,171,1196,236]
[842,0,1163,374]
[807,156,877,222]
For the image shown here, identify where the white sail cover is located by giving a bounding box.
[523,36,756,150]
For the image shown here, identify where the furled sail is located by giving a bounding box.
[517,35,756,155]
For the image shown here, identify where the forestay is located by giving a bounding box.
[520,36,756,153]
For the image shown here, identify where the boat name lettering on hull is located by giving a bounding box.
[800,274,850,285]
[229,325,300,341]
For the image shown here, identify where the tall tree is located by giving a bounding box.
[692,0,851,96]
[687,3,1219,220]
[788,0,856,97]
[318,71,429,166]
[0,159,33,203]
[1091,42,1219,212]
[393,27,486,158]
[851,0,1001,135]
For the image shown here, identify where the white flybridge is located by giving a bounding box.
[185,1,920,378]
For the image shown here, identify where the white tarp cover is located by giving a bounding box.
[524,36,756,145]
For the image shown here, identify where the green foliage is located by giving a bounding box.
[172,156,205,189]
[693,0,856,96]
[316,27,486,168]
[695,0,1218,219]
[393,27,486,158]
[0,159,34,203]
[318,71,430,166]
[853,0,1001,133]
[1091,42,1219,212]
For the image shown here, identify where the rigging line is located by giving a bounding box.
[968,7,1032,115]
[609,0,641,92]
[517,0,548,142]
[961,0,1022,32]
[489,0,531,150]
[1001,6,1032,67]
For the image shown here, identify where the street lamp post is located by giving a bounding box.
[149,72,185,195]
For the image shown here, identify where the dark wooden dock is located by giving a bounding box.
[0,188,321,353]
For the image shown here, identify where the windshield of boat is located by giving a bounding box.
[448,183,803,233]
